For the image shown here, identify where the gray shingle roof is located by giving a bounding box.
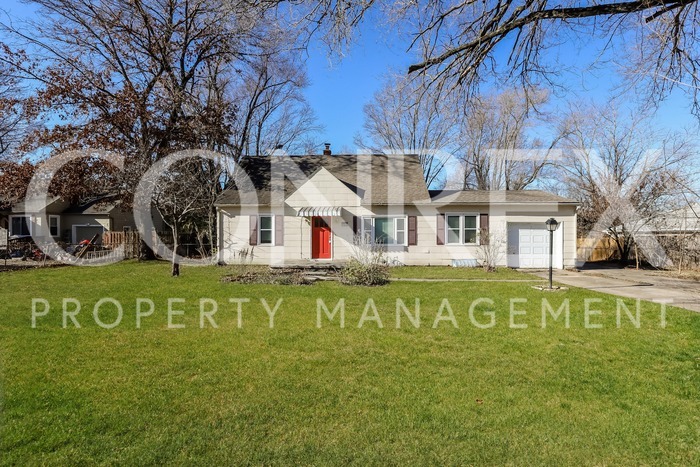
[10,196,69,214]
[216,154,431,206]
[63,196,120,214]
[429,189,578,205]
[215,154,578,208]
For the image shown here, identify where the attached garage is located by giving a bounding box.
[507,222,563,269]
[72,225,106,244]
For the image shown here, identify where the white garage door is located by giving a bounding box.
[507,223,563,269]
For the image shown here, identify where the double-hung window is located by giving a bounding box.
[362,217,406,245]
[49,215,60,237]
[259,215,273,244]
[10,215,31,236]
[446,214,478,244]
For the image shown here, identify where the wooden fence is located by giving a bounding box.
[102,231,142,259]
[578,235,700,268]
[102,230,207,259]
[577,237,620,262]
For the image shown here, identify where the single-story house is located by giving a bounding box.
[215,153,578,268]
[0,196,162,246]
[649,203,700,236]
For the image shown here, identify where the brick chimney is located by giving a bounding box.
[323,143,331,155]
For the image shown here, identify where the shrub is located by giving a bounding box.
[340,259,389,286]
[476,231,505,272]
[339,234,390,286]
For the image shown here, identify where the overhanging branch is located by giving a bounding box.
[408,0,695,74]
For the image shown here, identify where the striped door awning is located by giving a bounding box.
[295,206,343,217]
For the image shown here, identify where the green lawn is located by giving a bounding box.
[390,265,536,280]
[1,261,698,465]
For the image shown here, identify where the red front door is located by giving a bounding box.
[312,217,331,259]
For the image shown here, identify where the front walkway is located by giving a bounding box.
[528,268,700,313]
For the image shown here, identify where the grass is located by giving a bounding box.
[1,261,699,465]
[390,265,536,280]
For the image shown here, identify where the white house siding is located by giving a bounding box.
[216,167,578,267]
[365,204,576,268]
[285,167,360,209]
[218,203,577,267]
[218,205,369,265]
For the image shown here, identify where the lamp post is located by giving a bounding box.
[545,218,560,289]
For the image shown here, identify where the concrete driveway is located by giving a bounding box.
[528,267,700,313]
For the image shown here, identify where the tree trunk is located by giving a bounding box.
[619,246,630,266]
[613,235,627,266]
[139,238,156,261]
[171,226,179,277]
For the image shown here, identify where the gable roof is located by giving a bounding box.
[284,166,361,207]
[216,154,431,206]
[429,189,578,205]
[4,195,122,216]
[63,196,120,215]
[9,196,69,214]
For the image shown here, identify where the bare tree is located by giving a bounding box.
[2,0,279,194]
[558,101,696,264]
[455,88,559,190]
[298,1,700,119]
[400,1,700,110]
[2,0,321,267]
[0,44,30,162]
[359,78,559,190]
[356,73,458,187]
[151,157,216,276]
[229,50,320,159]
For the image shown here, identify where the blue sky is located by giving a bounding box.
[302,13,699,150]
[302,24,417,152]
[3,0,698,152]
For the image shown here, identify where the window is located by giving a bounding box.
[10,215,31,236]
[395,217,406,245]
[259,215,273,244]
[49,216,60,237]
[446,214,478,244]
[362,217,407,245]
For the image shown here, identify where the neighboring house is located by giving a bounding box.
[215,154,579,268]
[649,203,700,236]
[648,203,700,266]
[0,196,163,246]
[0,197,69,247]
[61,198,137,244]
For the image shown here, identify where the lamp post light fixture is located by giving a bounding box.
[545,218,560,289]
